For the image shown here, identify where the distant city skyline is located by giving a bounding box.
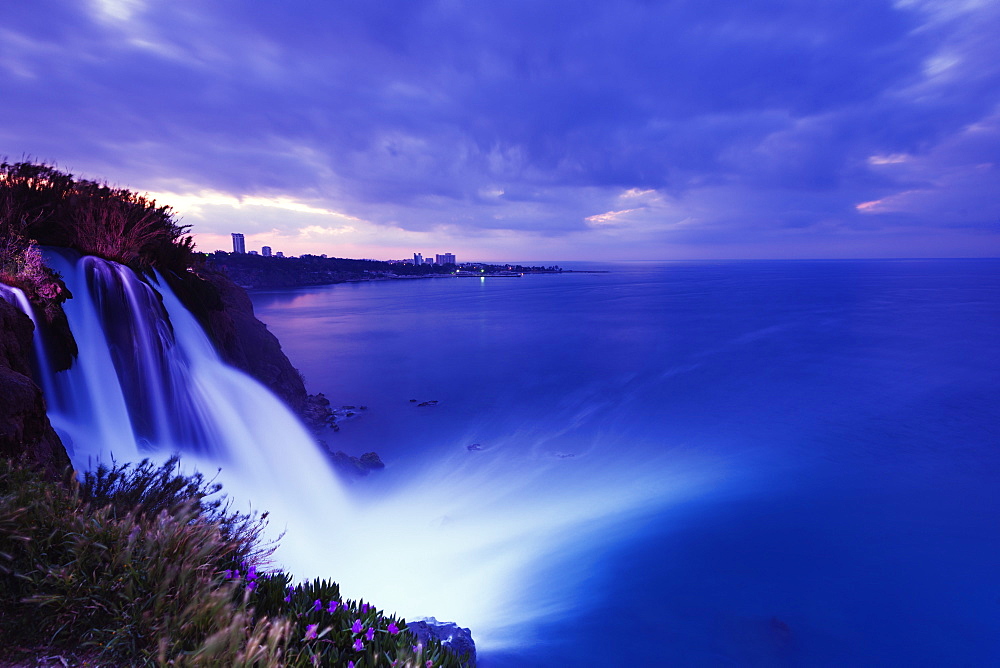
[227,239,457,265]
[3,2,998,260]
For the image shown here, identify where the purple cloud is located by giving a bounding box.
[2,0,997,259]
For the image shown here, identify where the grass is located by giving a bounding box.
[0,160,196,282]
[0,457,470,667]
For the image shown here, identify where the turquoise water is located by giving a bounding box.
[250,260,1000,666]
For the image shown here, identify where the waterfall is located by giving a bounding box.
[9,253,715,652]
[36,250,350,530]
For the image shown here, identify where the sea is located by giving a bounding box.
[249,259,1000,667]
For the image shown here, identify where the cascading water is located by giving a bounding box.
[9,253,716,652]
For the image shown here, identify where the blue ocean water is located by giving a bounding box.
[250,260,1000,667]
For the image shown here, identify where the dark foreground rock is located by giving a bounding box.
[0,300,69,477]
[407,618,476,667]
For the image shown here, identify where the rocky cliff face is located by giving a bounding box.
[0,300,70,476]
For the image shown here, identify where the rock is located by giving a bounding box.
[359,452,384,470]
[324,448,385,477]
[0,299,70,477]
[300,393,339,432]
[407,617,476,667]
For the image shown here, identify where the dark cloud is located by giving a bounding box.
[1,0,998,258]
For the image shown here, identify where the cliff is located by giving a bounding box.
[0,299,70,477]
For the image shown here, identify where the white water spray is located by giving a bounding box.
[19,255,718,651]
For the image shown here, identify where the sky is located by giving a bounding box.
[2,0,999,261]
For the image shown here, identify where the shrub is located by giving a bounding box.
[0,458,469,666]
[0,160,196,276]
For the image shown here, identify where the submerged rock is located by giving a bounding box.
[407,617,476,667]
[325,448,385,477]
[359,451,385,470]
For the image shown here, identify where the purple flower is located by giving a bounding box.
[327,600,339,613]
[348,662,355,668]
[365,627,375,641]
[387,622,399,635]
[246,565,257,580]
[246,581,257,592]
[413,644,422,653]
[426,661,433,668]
[304,623,318,640]
[353,638,364,652]
[351,619,363,634]
[283,594,292,603]
[313,599,323,612]
[223,569,235,579]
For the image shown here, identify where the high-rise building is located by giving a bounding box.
[414,252,423,265]
[436,253,456,265]
[231,233,245,254]
[262,246,272,257]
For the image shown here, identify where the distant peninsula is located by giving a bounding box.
[207,251,564,289]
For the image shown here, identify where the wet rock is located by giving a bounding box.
[0,299,70,477]
[300,392,338,431]
[324,447,385,477]
[359,452,385,470]
[407,617,476,667]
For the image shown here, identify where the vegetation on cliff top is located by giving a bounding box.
[1,160,195,280]
[0,457,468,667]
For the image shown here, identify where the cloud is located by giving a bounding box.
[1,0,998,258]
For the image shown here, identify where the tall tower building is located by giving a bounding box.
[262,246,272,257]
[436,253,456,265]
[231,233,246,254]
[414,252,423,265]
